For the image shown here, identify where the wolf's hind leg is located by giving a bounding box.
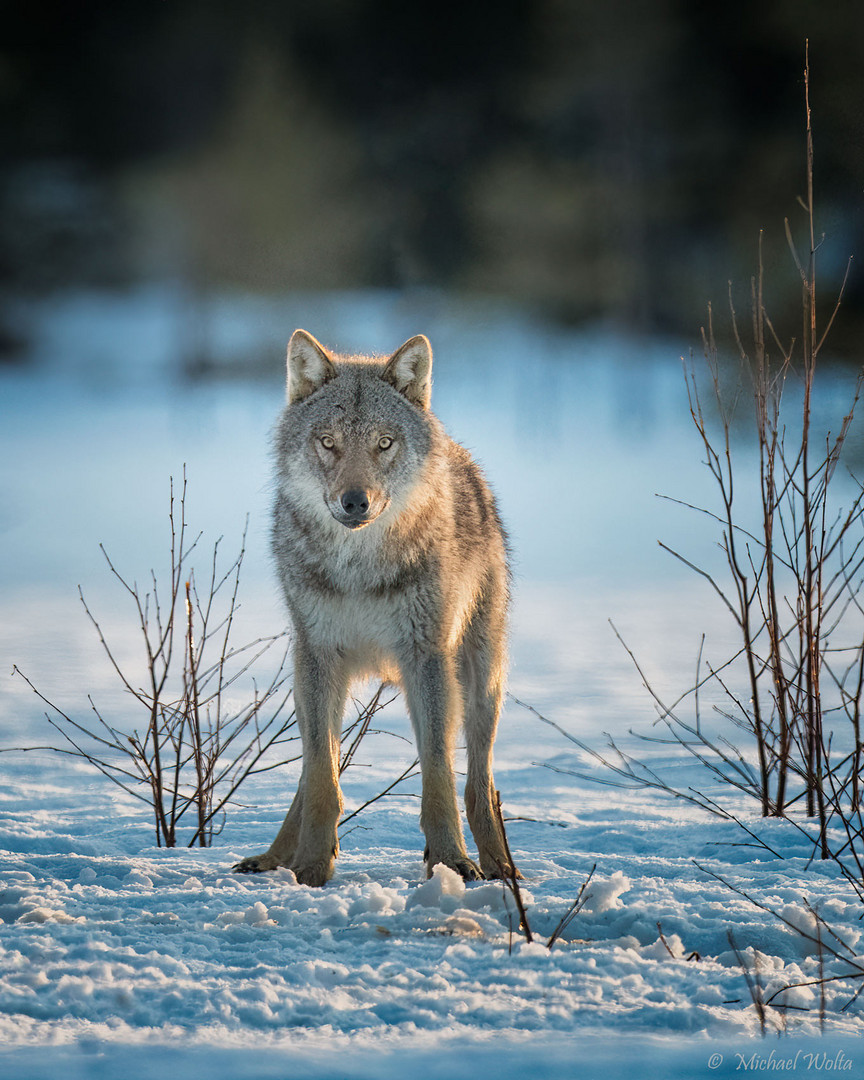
[460,623,518,880]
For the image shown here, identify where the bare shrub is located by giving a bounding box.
[11,472,298,847]
[528,50,864,890]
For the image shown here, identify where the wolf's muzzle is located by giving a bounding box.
[334,488,380,529]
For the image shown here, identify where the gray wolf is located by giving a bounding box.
[233,329,514,887]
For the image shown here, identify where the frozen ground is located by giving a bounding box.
[1,288,864,1078]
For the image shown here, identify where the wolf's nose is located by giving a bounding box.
[340,489,370,516]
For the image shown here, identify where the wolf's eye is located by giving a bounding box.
[320,435,335,450]
[378,436,393,451]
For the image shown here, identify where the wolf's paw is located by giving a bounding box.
[232,852,284,874]
[453,857,484,882]
[481,858,523,881]
[425,851,484,882]
[290,856,335,888]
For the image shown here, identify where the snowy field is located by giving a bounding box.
[1,289,863,1078]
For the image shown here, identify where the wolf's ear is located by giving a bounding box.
[382,335,432,409]
[286,329,336,404]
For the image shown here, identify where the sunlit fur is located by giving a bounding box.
[233,330,513,886]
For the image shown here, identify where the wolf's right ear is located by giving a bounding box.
[382,335,432,409]
[286,330,336,404]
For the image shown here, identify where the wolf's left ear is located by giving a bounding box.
[286,329,336,404]
[382,335,432,409]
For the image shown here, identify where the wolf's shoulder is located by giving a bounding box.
[439,432,494,490]
[433,431,504,537]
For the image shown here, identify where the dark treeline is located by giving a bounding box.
[2,0,863,338]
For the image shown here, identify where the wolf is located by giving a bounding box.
[233,329,514,887]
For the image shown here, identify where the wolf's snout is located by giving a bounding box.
[335,488,379,528]
[329,486,386,529]
[340,489,370,516]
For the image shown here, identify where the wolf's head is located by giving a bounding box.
[276,330,436,531]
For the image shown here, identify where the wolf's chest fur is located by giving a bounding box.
[277,492,461,666]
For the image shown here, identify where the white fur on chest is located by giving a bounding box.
[303,585,399,642]
[292,512,405,635]
[296,587,405,681]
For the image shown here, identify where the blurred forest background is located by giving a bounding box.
[1,0,863,360]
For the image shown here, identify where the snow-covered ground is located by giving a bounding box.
[2,288,863,1078]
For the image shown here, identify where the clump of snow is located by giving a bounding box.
[406,864,529,918]
[122,870,153,889]
[15,906,83,925]
[777,902,862,958]
[440,915,485,937]
[582,870,631,913]
[407,863,466,909]
[640,933,686,960]
[243,901,275,927]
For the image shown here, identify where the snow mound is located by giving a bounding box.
[406,864,529,916]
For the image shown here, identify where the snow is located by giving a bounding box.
[2,287,864,1077]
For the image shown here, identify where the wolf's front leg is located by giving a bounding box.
[287,638,348,886]
[403,652,482,881]
[234,638,346,885]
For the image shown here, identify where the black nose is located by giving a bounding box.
[340,489,370,516]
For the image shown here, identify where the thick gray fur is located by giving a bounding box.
[233,330,514,886]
